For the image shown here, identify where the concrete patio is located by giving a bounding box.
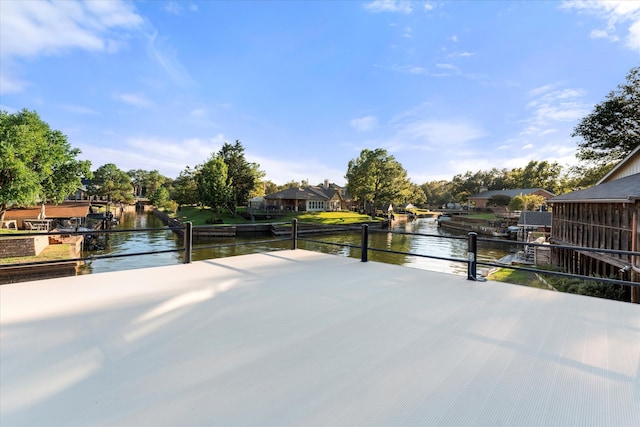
[1,250,639,426]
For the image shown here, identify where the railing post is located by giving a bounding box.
[184,221,193,264]
[467,232,477,280]
[291,218,298,250]
[361,224,369,262]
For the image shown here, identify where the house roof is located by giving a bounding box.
[265,183,347,201]
[5,203,91,220]
[264,187,330,201]
[597,145,640,184]
[549,173,640,204]
[469,188,554,199]
[517,211,552,227]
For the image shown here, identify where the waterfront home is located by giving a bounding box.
[264,180,350,212]
[469,188,555,208]
[548,171,640,303]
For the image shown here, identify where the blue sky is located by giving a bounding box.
[1,1,639,186]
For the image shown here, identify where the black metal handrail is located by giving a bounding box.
[1,219,638,290]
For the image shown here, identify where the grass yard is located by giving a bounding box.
[0,244,72,265]
[466,213,501,220]
[488,267,547,289]
[170,206,381,226]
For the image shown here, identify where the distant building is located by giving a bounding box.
[264,180,351,212]
[468,188,555,208]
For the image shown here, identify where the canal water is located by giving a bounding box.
[80,212,513,277]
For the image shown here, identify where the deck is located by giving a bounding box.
[1,250,639,426]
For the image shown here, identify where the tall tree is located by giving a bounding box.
[572,66,639,171]
[517,160,562,193]
[88,164,135,204]
[171,167,198,208]
[345,148,411,214]
[195,154,231,220]
[0,109,91,222]
[421,180,454,208]
[218,140,264,214]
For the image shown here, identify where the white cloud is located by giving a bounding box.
[146,31,193,87]
[0,0,143,59]
[363,0,413,14]
[113,93,152,107]
[436,63,458,71]
[562,0,640,52]
[80,135,227,177]
[0,73,28,94]
[523,86,590,132]
[395,119,487,148]
[164,2,183,15]
[164,2,198,15]
[0,0,143,94]
[424,3,435,12]
[350,116,379,132]
[589,29,619,42]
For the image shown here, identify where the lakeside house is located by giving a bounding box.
[468,188,555,208]
[264,180,351,212]
[548,147,640,303]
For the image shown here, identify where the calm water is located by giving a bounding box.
[80,212,513,277]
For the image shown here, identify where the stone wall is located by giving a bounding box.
[0,236,48,258]
[0,262,79,285]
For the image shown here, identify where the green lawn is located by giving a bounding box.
[466,213,501,220]
[170,206,381,226]
[0,244,72,265]
[488,267,547,289]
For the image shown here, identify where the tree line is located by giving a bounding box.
[1,66,637,221]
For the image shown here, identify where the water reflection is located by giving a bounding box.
[80,213,513,277]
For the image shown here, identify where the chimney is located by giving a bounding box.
[324,179,329,189]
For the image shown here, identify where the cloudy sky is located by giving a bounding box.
[1,0,638,185]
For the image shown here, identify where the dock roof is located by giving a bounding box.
[1,250,639,426]
[4,203,91,220]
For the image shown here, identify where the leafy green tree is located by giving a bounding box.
[127,169,145,197]
[406,183,427,206]
[346,148,411,214]
[89,163,135,204]
[127,169,167,197]
[421,180,454,208]
[263,180,278,195]
[195,154,231,220]
[510,160,562,193]
[149,186,170,209]
[0,109,92,222]
[277,180,302,191]
[573,66,639,167]
[171,167,198,208]
[144,170,167,196]
[509,194,546,211]
[219,140,264,214]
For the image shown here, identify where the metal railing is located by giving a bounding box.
[1,219,638,291]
